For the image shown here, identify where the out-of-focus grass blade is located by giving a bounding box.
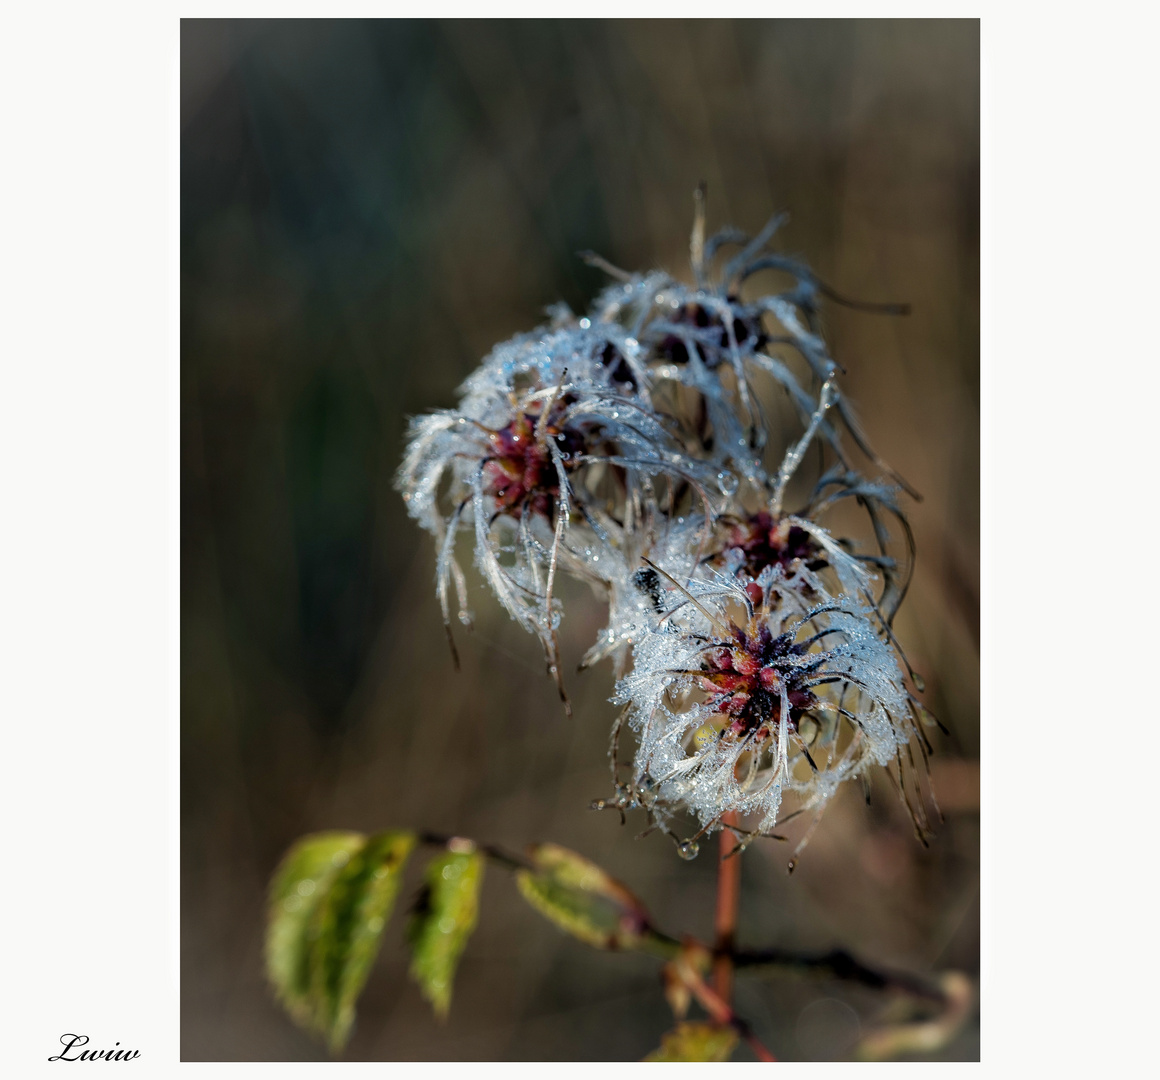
[305,830,417,1051]
[407,844,485,1019]
[644,1022,738,1062]
[265,831,367,1030]
[855,971,973,1060]
[515,842,650,951]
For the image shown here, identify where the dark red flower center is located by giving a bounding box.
[698,612,817,739]
[483,407,586,519]
[657,300,767,369]
[723,511,827,579]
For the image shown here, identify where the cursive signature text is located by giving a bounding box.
[49,1035,139,1062]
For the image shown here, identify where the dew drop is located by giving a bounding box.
[677,840,700,861]
[912,673,926,692]
[787,858,797,875]
[717,471,739,496]
[579,317,591,329]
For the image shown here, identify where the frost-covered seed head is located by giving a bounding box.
[397,195,937,856]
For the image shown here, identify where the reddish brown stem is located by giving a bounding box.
[685,967,777,1062]
[713,810,741,1005]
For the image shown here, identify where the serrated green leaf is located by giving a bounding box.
[265,831,367,1029]
[515,843,649,951]
[406,847,485,1019]
[644,1021,739,1062]
[307,830,417,1051]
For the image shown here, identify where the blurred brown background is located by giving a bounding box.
[181,18,979,1061]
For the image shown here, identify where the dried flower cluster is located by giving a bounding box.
[398,194,940,861]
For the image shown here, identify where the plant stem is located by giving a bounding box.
[416,829,532,871]
[424,827,950,1007]
[731,946,948,1005]
[712,810,741,1005]
[684,967,776,1062]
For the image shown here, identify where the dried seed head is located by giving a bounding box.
[611,556,923,844]
[398,192,935,855]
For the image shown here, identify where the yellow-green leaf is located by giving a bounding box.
[515,843,649,951]
[407,845,485,1019]
[662,941,712,1019]
[265,831,367,1029]
[306,830,417,1051]
[645,1021,739,1062]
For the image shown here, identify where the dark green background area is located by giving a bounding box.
[182,18,979,1061]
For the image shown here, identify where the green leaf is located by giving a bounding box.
[265,831,367,1030]
[515,843,649,951]
[406,845,485,1019]
[306,830,417,1051]
[644,1022,739,1062]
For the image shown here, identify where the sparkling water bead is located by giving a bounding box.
[676,839,700,861]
